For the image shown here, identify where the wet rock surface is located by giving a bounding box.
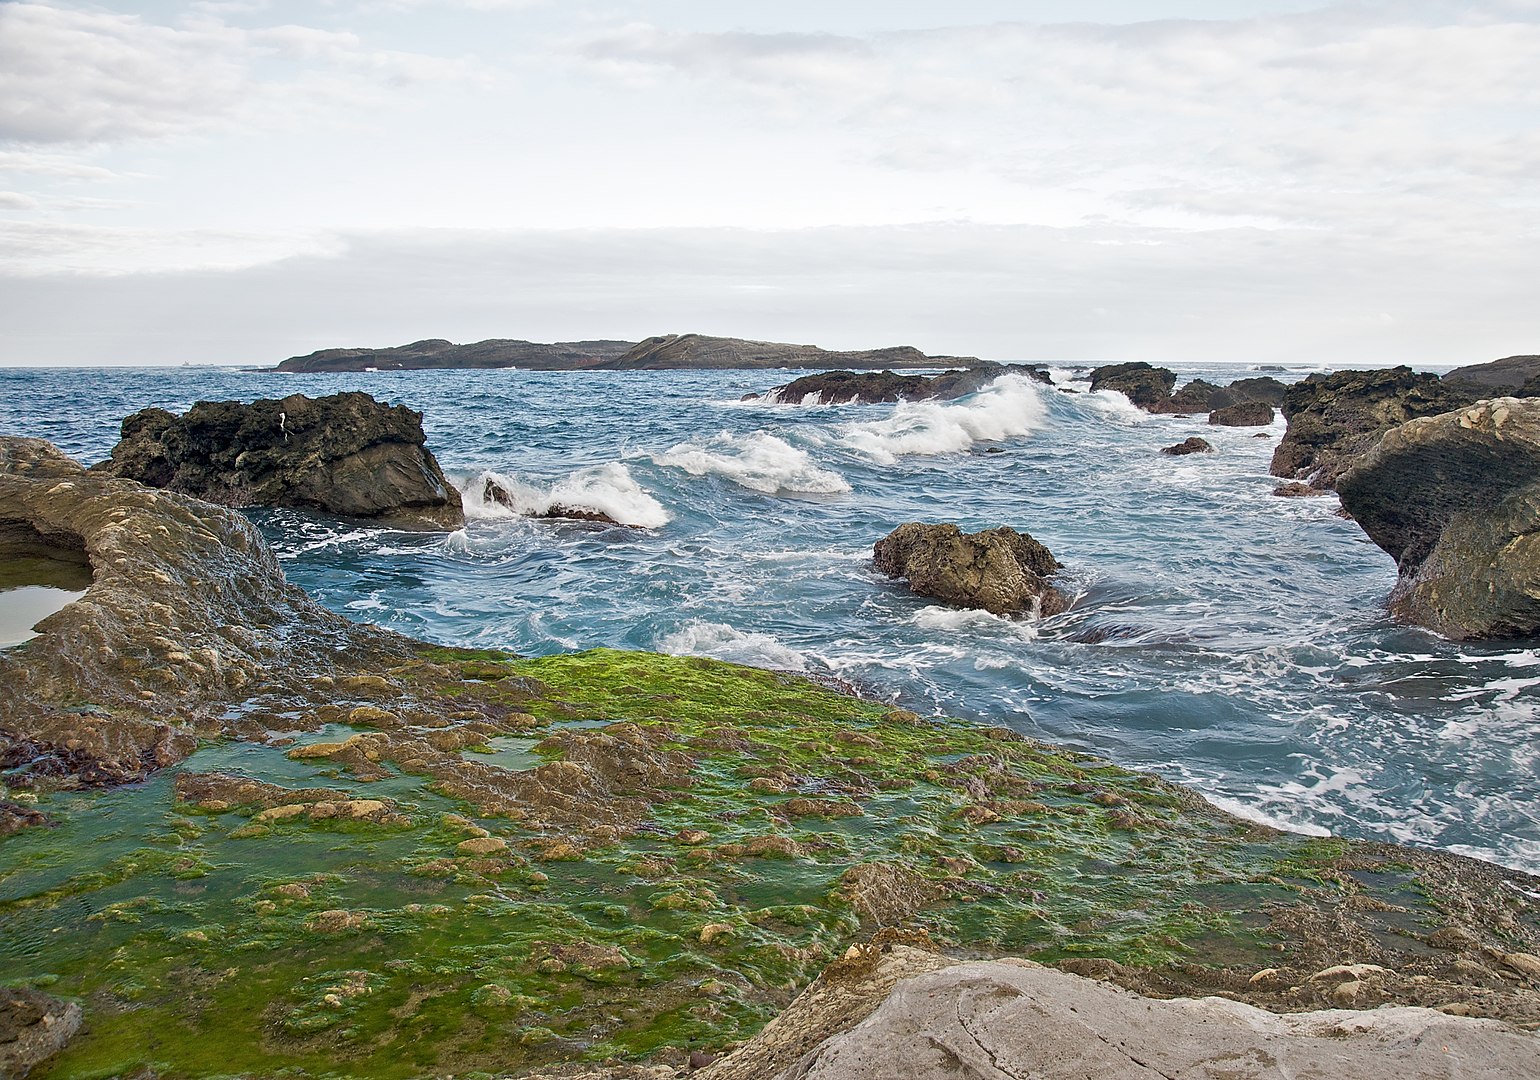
[1209,400,1275,426]
[1088,362,1177,410]
[706,950,1540,1080]
[1270,366,1478,490]
[1088,365,1284,415]
[873,523,1067,617]
[97,392,464,529]
[0,989,81,1079]
[1337,397,1540,638]
[765,363,1049,405]
[1161,437,1213,456]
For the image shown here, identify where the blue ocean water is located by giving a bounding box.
[4,362,1537,875]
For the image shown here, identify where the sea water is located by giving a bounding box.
[3,362,1536,875]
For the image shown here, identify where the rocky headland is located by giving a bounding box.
[759,363,1050,405]
[610,334,978,371]
[96,392,464,529]
[3,435,1540,1078]
[276,338,638,373]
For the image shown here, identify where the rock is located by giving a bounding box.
[1,442,411,785]
[0,438,86,480]
[456,836,508,856]
[837,863,946,927]
[0,988,82,1078]
[0,800,49,835]
[1166,378,1228,413]
[1270,366,1477,490]
[97,392,464,529]
[1209,401,1275,426]
[1273,482,1332,497]
[1443,354,1540,395]
[276,338,637,373]
[1336,397,1540,638]
[480,475,624,525]
[1501,952,1540,980]
[1160,437,1213,456]
[699,922,734,945]
[765,363,1049,405]
[1227,376,1289,406]
[610,334,979,371]
[718,954,1540,1080]
[873,523,1068,617]
[1088,362,1177,410]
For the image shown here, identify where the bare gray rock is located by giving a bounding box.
[0,988,82,1078]
[754,957,1540,1080]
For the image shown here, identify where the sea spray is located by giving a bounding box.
[460,462,670,528]
[839,374,1048,462]
[653,431,851,494]
[657,620,812,670]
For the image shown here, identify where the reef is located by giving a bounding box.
[97,392,464,529]
[1337,397,1540,639]
[761,363,1050,405]
[3,439,1539,1078]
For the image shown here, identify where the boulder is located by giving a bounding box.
[1088,362,1176,410]
[1442,354,1540,395]
[712,952,1540,1080]
[1161,437,1213,456]
[1209,401,1275,427]
[873,523,1068,617]
[1227,376,1289,406]
[1270,367,1477,490]
[97,392,463,529]
[766,364,1049,405]
[1165,378,1227,413]
[1336,397,1540,639]
[0,988,82,1078]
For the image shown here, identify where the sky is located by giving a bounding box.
[1,0,1537,366]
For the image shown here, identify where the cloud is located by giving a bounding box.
[0,2,484,146]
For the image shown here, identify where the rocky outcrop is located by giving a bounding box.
[0,437,412,783]
[873,523,1068,617]
[276,338,637,372]
[765,363,1050,404]
[0,988,81,1078]
[1269,367,1477,491]
[1088,364,1285,415]
[1161,437,1213,455]
[1443,354,1540,396]
[613,334,978,371]
[698,947,1540,1080]
[480,476,623,525]
[1336,397,1540,639]
[97,392,464,529]
[1209,400,1275,426]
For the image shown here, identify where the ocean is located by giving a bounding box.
[4,361,1536,875]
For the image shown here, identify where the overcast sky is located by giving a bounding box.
[2,0,1536,366]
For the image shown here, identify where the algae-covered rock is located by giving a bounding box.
[1337,397,1540,639]
[873,523,1068,617]
[1270,366,1477,490]
[98,392,463,529]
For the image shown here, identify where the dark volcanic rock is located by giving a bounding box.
[1442,355,1540,395]
[1088,363,1177,410]
[873,523,1068,617]
[766,363,1050,404]
[1274,482,1333,498]
[613,334,979,371]
[1,437,413,784]
[1166,378,1228,413]
[277,338,636,373]
[1161,437,1214,456]
[1228,376,1289,406]
[1337,397,1540,639]
[481,476,624,526]
[1269,367,1478,490]
[98,392,464,529]
[1209,401,1275,427]
[0,988,81,1078]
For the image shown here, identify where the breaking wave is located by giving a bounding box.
[656,620,811,671]
[653,431,850,494]
[459,463,670,529]
[839,374,1048,463]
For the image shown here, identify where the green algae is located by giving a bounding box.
[2,647,1521,1078]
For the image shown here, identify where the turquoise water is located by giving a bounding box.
[3,362,1536,874]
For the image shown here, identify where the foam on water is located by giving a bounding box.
[839,375,1048,463]
[1077,389,1152,425]
[657,620,811,671]
[461,463,670,528]
[653,431,850,494]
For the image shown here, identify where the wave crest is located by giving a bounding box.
[460,463,670,529]
[653,431,851,494]
[839,374,1047,463]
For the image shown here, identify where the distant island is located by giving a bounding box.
[274,332,980,372]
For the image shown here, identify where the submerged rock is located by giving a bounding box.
[98,392,464,529]
[705,948,1540,1080]
[765,363,1050,405]
[0,988,82,1078]
[1337,397,1540,639]
[873,523,1067,617]
[1269,366,1477,490]
[1209,401,1275,427]
[1160,437,1213,456]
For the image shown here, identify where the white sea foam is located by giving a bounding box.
[1201,792,1333,837]
[653,431,851,494]
[910,604,1040,639]
[461,463,670,528]
[838,374,1047,463]
[657,620,810,671]
[1079,389,1151,425]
